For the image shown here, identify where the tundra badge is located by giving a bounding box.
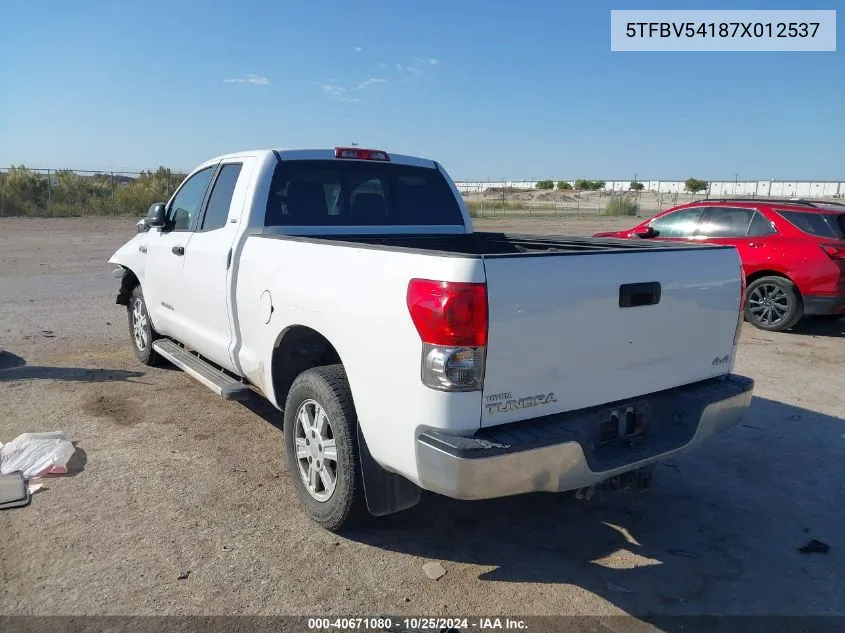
[486,392,558,415]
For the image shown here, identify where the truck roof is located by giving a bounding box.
[198,148,437,170]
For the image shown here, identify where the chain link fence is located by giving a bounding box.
[458,183,710,218]
[1,167,841,219]
[456,178,844,218]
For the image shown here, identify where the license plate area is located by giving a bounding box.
[596,402,648,446]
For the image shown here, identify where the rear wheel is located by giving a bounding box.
[744,276,803,332]
[283,365,365,532]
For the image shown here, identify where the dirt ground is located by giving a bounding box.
[1,216,843,625]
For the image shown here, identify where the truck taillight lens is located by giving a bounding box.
[407,279,487,346]
[407,279,488,391]
[735,267,746,346]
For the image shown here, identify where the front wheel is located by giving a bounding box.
[744,276,803,332]
[127,285,163,366]
[283,365,365,532]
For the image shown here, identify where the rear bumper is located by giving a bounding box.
[415,374,753,500]
[803,295,845,316]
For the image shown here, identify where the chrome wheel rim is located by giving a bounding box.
[131,297,149,351]
[294,399,338,502]
[748,284,790,326]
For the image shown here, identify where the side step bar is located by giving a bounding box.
[152,339,251,400]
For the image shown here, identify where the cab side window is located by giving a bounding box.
[200,164,243,231]
[167,167,216,231]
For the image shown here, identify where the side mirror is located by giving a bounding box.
[145,203,167,229]
[632,226,657,238]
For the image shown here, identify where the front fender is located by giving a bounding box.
[108,233,148,286]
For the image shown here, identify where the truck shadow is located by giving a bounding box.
[342,396,844,624]
[0,352,145,383]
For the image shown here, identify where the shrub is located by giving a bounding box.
[605,195,640,216]
[535,180,554,190]
[629,181,645,191]
[0,165,186,217]
[556,181,572,190]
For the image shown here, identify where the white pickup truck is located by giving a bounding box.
[109,147,754,531]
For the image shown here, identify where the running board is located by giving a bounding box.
[152,339,251,400]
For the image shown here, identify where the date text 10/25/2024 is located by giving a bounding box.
[307,617,529,630]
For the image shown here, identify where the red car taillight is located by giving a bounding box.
[821,244,845,260]
[407,279,488,391]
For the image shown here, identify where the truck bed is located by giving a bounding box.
[259,231,730,257]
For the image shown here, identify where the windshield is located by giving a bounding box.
[264,160,464,227]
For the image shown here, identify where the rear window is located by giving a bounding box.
[776,210,845,239]
[264,160,464,227]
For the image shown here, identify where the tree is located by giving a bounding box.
[556,181,572,190]
[684,178,709,194]
[575,179,605,191]
[535,180,554,190]
[629,181,644,191]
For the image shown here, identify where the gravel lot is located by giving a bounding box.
[1,216,844,624]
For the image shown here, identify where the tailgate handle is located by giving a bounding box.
[619,282,661,308]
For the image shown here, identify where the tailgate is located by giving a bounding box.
[480,246,741,427]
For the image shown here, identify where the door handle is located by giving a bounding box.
[172,245,185,256]
[747,243,759,248]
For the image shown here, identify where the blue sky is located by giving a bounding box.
[0,0,842,180]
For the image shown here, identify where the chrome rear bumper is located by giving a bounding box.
[415,374,754,500]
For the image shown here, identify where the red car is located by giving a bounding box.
[594,198,845,332]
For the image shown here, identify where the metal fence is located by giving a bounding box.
[457,178,844,218]
[2,166,842,218]
[0,167,185,217]
[459,186,714,217]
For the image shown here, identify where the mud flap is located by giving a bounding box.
[357,425,422,516]
[115,268,134,306]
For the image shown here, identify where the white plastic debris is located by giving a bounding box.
[28,479,45,495]
[0,432,75,479]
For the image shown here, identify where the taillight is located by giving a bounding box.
[821,244,845,260]
[334,147,390,161]
[406,279,487,346]
[407,279,488,391]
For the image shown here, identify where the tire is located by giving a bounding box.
[283,365,365,532]
[744,276,803,332]
[127,285,164,366]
